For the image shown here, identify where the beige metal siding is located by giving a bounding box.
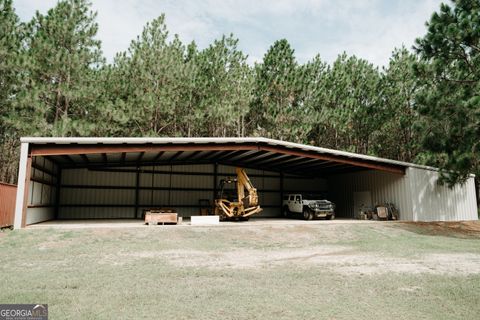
[60,207,133,219]
[328,170,413,219]
[26,157,58,224]
[284,176,327,193]
[57,163,328,219]
[29,156,477,222]
[62,169,136,186]
[328,168,477,221]
[408,167,478,221]
[27,207,55,225]
[60,168,136,219]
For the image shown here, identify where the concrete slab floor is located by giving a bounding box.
[26,217,387,229]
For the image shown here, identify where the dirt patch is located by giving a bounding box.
[112,246,480,275]
[91,228,119,236]
[36,234,72,250]
[334,253,480,275]
[396,221,480,238]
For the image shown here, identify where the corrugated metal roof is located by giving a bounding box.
[20,136,440,172]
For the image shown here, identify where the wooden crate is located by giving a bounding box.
[144,209,178,225]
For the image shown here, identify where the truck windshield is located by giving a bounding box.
[301,193,326,200]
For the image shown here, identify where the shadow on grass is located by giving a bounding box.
[391,221,480,239]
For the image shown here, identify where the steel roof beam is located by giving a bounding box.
[136,152,145,163]
[180,150,202,161]
[199,150,223,160]
[250,153,292,167]
[62,155,75,164]
[241,151,278,164]
[166,151,183,162]
[102,153,108,164]
[29,143,405,175]
[288,160,345,172]
[271,157,324,170]
[79,154,89,164]
[62,159,216,170]
[213,150,247,162]
[293,164,355,176]
[227,150,264,162]
[151,151,165,162]
[258,145,405,175]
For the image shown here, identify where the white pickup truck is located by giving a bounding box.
[283,194,335,220]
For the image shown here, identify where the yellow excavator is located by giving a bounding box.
[214,167,262,220]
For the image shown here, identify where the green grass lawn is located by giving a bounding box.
[1,222,480,319]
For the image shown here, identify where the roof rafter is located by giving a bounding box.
[29,142,406,175]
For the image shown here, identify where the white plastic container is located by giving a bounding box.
[190,216,220,225]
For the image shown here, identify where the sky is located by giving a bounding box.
[13,0,444,66]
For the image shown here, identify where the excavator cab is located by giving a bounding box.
[214,167,262,220]
[217,177,238,202]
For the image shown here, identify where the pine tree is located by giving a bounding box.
[100,15,205,137]
[372,47,421,162]
[0,0,23,183]
[323,53,383,154]
[0,0,21,111]
[297,55,330,146]
[414,0,480,185]
[6,0,104,137]
[250,39,304,141]
[194,35,253,137]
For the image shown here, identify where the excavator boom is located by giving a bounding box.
[214,167,262,220]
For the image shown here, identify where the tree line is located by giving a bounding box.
[0,0,479,193]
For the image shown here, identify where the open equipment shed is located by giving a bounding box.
[14,137,478,228]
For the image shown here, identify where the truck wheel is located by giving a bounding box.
[326,213,335,220]
[283,206,290,218]
[303,209,312,220]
